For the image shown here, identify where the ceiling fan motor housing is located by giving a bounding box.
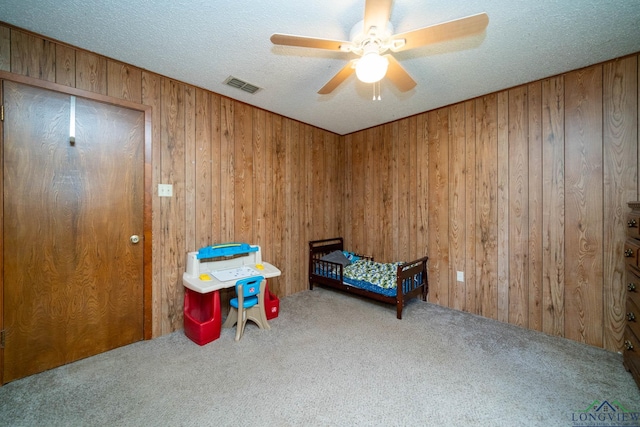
[346,20,395,56]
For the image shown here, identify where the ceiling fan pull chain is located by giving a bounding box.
[372,81,382,101]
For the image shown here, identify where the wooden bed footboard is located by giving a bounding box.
[308,238,429,319]
[395,256,429,319]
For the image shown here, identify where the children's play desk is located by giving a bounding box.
[182,243,281,345]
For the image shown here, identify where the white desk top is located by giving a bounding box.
[182,261,281,293]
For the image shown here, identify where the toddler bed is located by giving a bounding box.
[308,237,428,319]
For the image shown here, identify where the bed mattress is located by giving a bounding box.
[316,259,402,297]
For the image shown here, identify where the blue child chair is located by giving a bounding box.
[226,276,270,341]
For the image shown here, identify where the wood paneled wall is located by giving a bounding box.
[0,24,345,337]
[2,23,639,352]
[344,55,639,352]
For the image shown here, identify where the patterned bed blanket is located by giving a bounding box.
[317,259,402,297]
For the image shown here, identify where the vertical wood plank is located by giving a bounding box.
[302,124,313,257]
[364,127,375,256]
[220,98,235,241]
[107,60,142,103]
[350,131,365,253]
[294,120,305,291]
[160,78,186,334]
[416,113,429,269]
[386,122,394,260]
[336,132,346,237]
[508,86,529,327]
[300,123,310,284]
[343,133,354,247]
[428,108,450,305]
[184,86,196,251]
[397,119,410,261]
[195,89,213,248]
[325,130,335,237]
[253,108,267,250]
[542,76,566,337]
[528,81,544,331]
[271,114,285,294]
[364,127,377,256]
[141,71,162,337]
[390,122,397,260]
[287,120,301,294]
[264,112,278,292]
[0,25,10,72]
[379,123,393,261]
[317,129,327,237]
[10,29,55,81]
[564,66,604,346]
[331,132,343,236]
[464,100,477,314]
[283,119,295,295]
[497,91,510,323]
[408,116,418,260]
[475,95,499,319]
[234,102,253,244]
[55,44,75,87]
[75,51,107,95]
[449,103,466,311]
[210,94,222,245]
[311,127,324,239]
[603,56,638,351]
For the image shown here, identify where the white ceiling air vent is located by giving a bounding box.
[224,76,261,94]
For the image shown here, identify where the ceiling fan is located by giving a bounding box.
[270,0,489,95]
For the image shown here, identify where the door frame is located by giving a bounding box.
[0,71,153,385]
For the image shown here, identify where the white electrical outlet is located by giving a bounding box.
[456,271,464,282]
[158,184,173,197]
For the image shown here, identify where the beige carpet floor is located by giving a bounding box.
[1,287,639,426]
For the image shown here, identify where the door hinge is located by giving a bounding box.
[1,104,4,121]
[0,330,5,348]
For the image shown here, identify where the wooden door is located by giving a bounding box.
[2,81,145,383]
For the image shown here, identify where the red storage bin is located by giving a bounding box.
[183,287,221,345]
[264,282,280,320]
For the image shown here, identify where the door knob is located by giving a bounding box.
[130,235,140,244]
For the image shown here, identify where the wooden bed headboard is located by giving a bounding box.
[309,237,344,258]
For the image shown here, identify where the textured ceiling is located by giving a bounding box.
[1,0,640,135]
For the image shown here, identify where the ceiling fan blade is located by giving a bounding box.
[318,61,357,94]
[270,33,348,51]
[391,12,489,52]
[363,0,393,33]
[384,55,416,92]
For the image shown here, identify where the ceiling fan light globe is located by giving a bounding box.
[355,52,389,83]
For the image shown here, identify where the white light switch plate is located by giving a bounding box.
[456,271,464,282]
[158,184,173,197]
